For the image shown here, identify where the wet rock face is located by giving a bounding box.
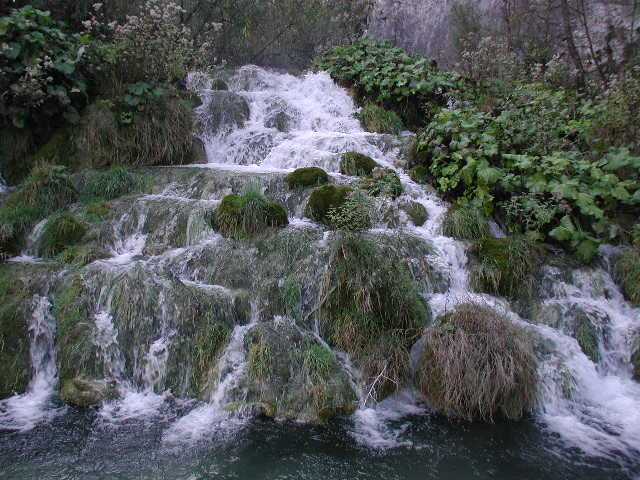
[199,91,250,136]
[239,320,357,423]
[61,377,116,408]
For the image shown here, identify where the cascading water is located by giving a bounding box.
[0,295,60,432]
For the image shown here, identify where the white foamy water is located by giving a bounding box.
[192,65,640,460]
[0,296,61,432]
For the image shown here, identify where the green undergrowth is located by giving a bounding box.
[614,248,640,306]
[326,190,374,232]
[359,169,403,199]
[320,234,429,400]
[442,204,491,241]
[39,213,87,258]
[214,187,288,240]
[79,167,146,201]
[409,165,429,184]
[418,303,538,422]
[286,167,329,189]
[359,102,404,134]
[340,152,378,176]
[305,184,352,225]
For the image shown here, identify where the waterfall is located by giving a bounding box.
[0,296,60,432]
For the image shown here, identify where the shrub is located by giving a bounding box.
[442,204,490,241]
[614,248,640,306]
[326,190,374,232]
[471,236,540,301]
[286,167,329,189]
[305,184,352,224]
[320,235,429,400]
[214,188,288,240]
[359,168,403,199]
[80,166,143,200]
[418,303,538,422]
[359,102,404,134]
[39,213,87,258]
[339,152,378,176]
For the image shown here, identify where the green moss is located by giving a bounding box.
[39,213,87,258]
[61,377,116,408]
[418,303,538,422]
[82,201,112,223]
[286,167,329,189]
[0,266,30,398]
[340,152,378,176]
[442,204,491,240]
[614,248,640,306]
[305,184,353,224]
[214,189,289,240]
[57,244,104,267]
[80,167,143,201]
[359,102,404,134]
[191,323,231,394]
[471,236,540,301]
[409,165,429,184]
[576,318,600,363]
[248,335,273,382]
[320,235,430,400]
[404,201,428,226]
[303,344,335,382]
[359,169,403,199]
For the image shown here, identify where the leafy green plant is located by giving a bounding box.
[614,248,640,306]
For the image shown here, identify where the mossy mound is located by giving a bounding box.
[305,184,352,224]
[214,189,288,240]
[286,167,329,189]
[409,165,429,184]
[242,321,357,423]
[359,168,403,199]
[39,213,87,258]
[339,152,378,176]
[402,201,428,226]
[442,204,491,241]
[320,235,430,400]
[0,266,31,398]
[418,303,538,422]
[614,248,640,306]
[471,236,540,301]
[359,102,404,134]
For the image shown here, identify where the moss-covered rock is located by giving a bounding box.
[418,303,538,422]
[214,190,288,240]
[61,377,116,408]
[359,102,404,134]
[402,201,428,226]
[442,204,490,241]
[0,266,31,398]
[614,248,640,306]
[339,152,378,176]
[242,320,357,423]
[359,168,403,199]
[470,236,540,301]
[409,165,429,184]
[632,341,640,381]
[305,184,352,224]
[38,213,87,258]
[326,190,374,232]
[286,167,329,189]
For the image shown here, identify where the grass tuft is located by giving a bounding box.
[359,102,404,134]
[80,167,144,201]
[442,204,491,240]
[39,213,87,258]
[614,248,640,306]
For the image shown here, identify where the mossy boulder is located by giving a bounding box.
[418,304,538,422]
[286,167,329,189]
[61,377,116,408]
[614,248,640,306]
[305,184,352,224]
[442,204,491,241]
[402,201,428,226]
[214,190,288,240]
[241,320,357,423]
[359,102,404,134]
[409,165,429,184]
[38,213,87,258]
[339,152,378,176]
[359,168,403,199]
[0,267,31,398]
[471,236,540,301]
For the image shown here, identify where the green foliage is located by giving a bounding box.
[80,167,143,200]
[409,165,429,184]
[317,39,461,126]
[442,204,490,241]
[0,6,107,130]
[418,303,538,422]
[471,236,540,301]
[359,169,403,199]
[320,235,429,400]
[339,152,378,176]
[614,248,640,306]
[286,167,329,189]
[39,212,87,258]
[305,184,352,224]
[303,344,335,383]
[326,190,374,232]
[214,187,288,240]
[359,102,404,134]
[248,335,273,381]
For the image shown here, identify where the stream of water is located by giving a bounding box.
[0,66,638,479]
